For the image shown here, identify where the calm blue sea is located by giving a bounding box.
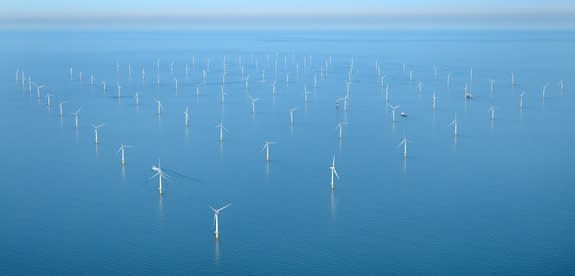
[0,29,574,274]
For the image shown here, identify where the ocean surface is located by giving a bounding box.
[1,29,574,274]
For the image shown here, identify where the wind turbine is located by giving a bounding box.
[71,108,81,129]
[184,107,190,127]
[488,105,495,121]
[58,101,69,117]
[336,122,347,139]
[118,144,133,166]
[329,155,339,190]
[387,104,400,122]
[385,84,389,103]
[116,82,122,98]
[220,86,226,104]
[155,100,163,116]
[432,92,437,110]
[243,74,249,90]
[520,91,526,108]
[339,95,350,112]
[249,96,260,113]
[289,108,297,125]
[448,113,458,137]
[489,79,495,95]
[32,82,44,98]
[261,141,276,161]
[304,86,310,103]
[210,203,232,239]
[151,160,170,195]
[46,93,54,107]
[511,72,516,87]
[345,80,352,96]
[216,122,228,142]
[397,136,408,159]
[92,124,105,144]
[542,82,550,100]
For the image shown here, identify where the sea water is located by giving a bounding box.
[0,29,574,274]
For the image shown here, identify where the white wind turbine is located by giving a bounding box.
[432,92,437,110]
[243,74,249,90]
[210,203,232,239]
[304,86,310,103]
[220,86,226,104]
[32,82,44,98]
[118,144,134,166]
[542,82,550,100]
[488,105,495,121]
[216,122,228,142]
[249,96,260,113]
[387,104,400,122]
[92,124,105,144]
[520,91,526,108]
[155,100,163,116]
[184,107,190,127]
[71,108,81,129]
[151,160,171,195]
[289,108,297,125]
[261,141,276,161]
[46,93,54,107]
[58,101,69,117]
[397,136,409,159]
[336,122,347,139]
[329,155,340,190]
[489,79,495,95]
[116,82,122,98]
[448,113,458,137]
[339,95,350,112]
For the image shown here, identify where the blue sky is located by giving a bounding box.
[1,0,574,28]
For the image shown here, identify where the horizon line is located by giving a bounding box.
[1,9,574,29]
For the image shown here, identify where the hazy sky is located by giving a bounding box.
[3,0,575,13]
[1,0,574,28]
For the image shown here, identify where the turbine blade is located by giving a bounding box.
[217,203,232,212]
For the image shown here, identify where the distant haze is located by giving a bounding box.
[1,0,574,28]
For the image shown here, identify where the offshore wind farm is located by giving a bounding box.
[1,27,575,274]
